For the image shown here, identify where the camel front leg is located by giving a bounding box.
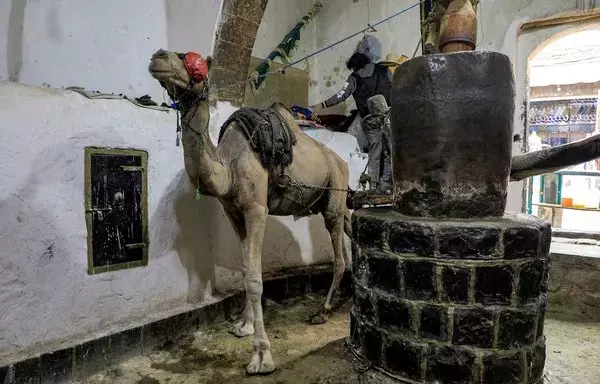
[242,205,275,375]
[311,213,346,324]
[223,207,255,338]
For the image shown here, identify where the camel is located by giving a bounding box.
[148,49,352,374]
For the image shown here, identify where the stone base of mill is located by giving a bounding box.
[350,208,551,384]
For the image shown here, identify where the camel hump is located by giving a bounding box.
[218,107,297,170]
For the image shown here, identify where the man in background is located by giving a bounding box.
[310,34,392,190]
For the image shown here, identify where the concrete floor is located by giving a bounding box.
[79,295,600,384]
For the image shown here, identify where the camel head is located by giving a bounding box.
[149,49,212,102]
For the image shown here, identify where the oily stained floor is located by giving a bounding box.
[79,295,600,384]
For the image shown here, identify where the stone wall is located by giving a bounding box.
[351,208,551,383]
[211,0,268,105]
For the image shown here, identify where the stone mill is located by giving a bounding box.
[350,51,550,384]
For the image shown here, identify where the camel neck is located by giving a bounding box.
[179,99,229,197]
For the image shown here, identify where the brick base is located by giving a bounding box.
[351,208,551,384]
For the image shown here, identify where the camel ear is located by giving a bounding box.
[205,56,213,71]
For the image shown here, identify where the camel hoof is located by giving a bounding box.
[310,311,329,325]
[228,322,254,338]
[246,352,275,375]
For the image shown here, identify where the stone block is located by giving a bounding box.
[403,260,436,300]
[498,309,537,349]
[537,297,547,340]
[518,260,544,305]
[287,275,309,297]
[529,338,546,382]
[355,215,386,249]
[221,0,268,25]
[311,270,336,294]
[0,366,8,384]
[503,226,540,260]
[215,15,260,50]
[388,221,435,257]
[539,222,551,256]
[438,227,500,259]
[361,325,383,366]
[74,336,110,379]
[213,40,253,76]
[110,327,142,362]
[419,305,448,341]
[475,265,513,305]
[426,346,477,384]
[383,336,425,382]
[453,307,494,348]
[40,349,73,384]
[354,284,375,319]
[263,277,288,301]
[368,255,401,293]
[482,352,525,384]
[377,297,412,333]
[14,357,41,384]
[441,266,470,304]
[391,52,515,218]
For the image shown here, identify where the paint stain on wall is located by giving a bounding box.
[7,0,27,82]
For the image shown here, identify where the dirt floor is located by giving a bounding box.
[79,295,600,384]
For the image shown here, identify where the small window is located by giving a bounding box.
[84,147,149,274]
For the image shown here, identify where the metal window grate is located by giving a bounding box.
[84,147,149,274]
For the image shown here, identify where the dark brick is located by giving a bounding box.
[354,284,375,318]
[340,270,353,296]
[377,297,412,333]
[361,325,383,366]
[310,271,333,294]
[74,336,111,378]
[426,346,476,384]
[350,311,358,343]
[453,308,494,348]
[529,339,546,382]
[14,357,41,384]
[537,298,547,340]
[384,337,425,381]
[388,221,435,257]
[498,309,537,349]
[420,305,448,341]
[368,255,401,293]
[503,226,540,259]
[0,366,8,384]
[475,265,513,305]
[352,215,360,239]
[438,227,499,259]
[483,352,525,384]
[41,349,72,384]
[539,222,551,256]
[110,327,142,362]
[540,259,550,294]
[224,291,246,319]
[518,260,544,304]
[404,260,436,300]
[356,215,386,248]
[441,266,470,304]
[287,275,309,297]
[263,277,288,301]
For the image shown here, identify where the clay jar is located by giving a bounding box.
[390,51,515,218]
[438,0,477,53]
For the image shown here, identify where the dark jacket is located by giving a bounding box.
[321,63,392,117]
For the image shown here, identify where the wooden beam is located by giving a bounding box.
[510,134,600,181]
[520,10,600,32]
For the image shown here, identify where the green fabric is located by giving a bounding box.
[250,1,322,94]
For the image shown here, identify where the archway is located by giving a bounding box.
[525,24,600,234]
